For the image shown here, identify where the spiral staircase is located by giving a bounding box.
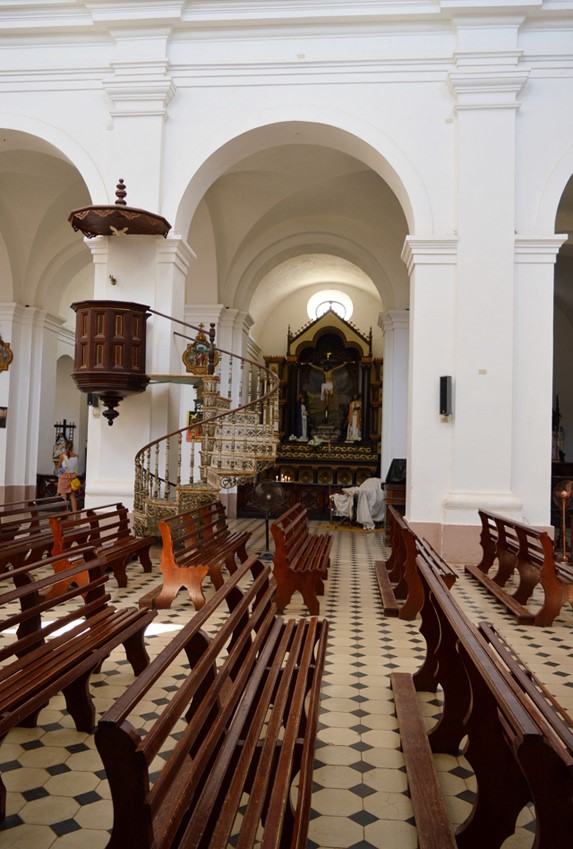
[132,317,280,537]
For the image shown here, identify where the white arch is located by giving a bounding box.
[0,114,107,204]
[232,231,394,312]
[534,142,573,233]
[168,113,433,237]
[35,242,93,312]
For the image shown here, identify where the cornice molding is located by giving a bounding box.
[380,309,410,333]
[104,58,176,117]
[401,236,458,274]
[3,1,572,38]
[514,234,567,262]
[157,236,197,275]
[57,324,76,345]
[448,67,529,110]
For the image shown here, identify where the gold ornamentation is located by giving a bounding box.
[0,337,13,372]
[182,324,220,374]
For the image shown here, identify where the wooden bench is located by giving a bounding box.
[95,555,328,849]
[478,620,573,749]
[375,507,456,619]
[0,545,157,822]
[139,500,252,610]
[271,502,332,614]
[0,495,70,571]
[50,502,155,588]
[465,509,573,625]
[392,536,573,849]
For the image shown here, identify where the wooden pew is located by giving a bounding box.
[50,502,155,588]
[139,500,251,610]
[0,496,69,571]
[0,546,156,822]
[392,536,573,849]
[95,555,328,849]
[478,621,573,748]
[375,507,456,619]
[465,509,573,625]
[270,502,332,615]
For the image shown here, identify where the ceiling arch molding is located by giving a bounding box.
[0,117,106,204]
[0,196,24,300]
[34,241,93,316]
[170,117,432,238]
[232,233,392,318]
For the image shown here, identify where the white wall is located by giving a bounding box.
[0,3,572,545]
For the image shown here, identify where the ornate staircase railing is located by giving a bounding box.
[133,314,280,535]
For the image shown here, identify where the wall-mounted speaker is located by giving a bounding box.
[440,376,452,417]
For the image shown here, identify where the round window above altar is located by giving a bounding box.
[307,290,353,322]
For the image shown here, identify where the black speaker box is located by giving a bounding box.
[440,376,452,416]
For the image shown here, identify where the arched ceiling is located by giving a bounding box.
[0,129,90,317]
[3,125,573,337]
[248,254,377,327]
[191,142,411,332]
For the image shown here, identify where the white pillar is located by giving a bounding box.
[401,239,457,525]
[443,48,529,528]
[513,237,565,524]
[103,31,175,208]
[380,310,409,480]
[0,305,65,499]
[83,236,195,509]
[217,308,255,406]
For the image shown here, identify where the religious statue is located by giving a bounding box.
[346,395,362,442]
[308,359,347,420]
[293,394,309,440]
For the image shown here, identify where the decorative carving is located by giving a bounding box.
[182,324,220,374]
[68,179,171,238]
[0,336,13,372]
[70,300,150,425]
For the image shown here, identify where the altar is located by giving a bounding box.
[238,309,383,518]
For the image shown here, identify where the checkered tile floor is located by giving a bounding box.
[1,518,572,848]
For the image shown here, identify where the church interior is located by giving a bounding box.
[1,2,573,847]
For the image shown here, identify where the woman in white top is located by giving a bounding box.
[56,439,79,511]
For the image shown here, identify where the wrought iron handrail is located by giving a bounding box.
[133,311,280,520]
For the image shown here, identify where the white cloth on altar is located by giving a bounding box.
[331,477,385,529]
[331,489,356,520]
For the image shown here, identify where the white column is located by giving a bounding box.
[513,237,565,524]
[217,308,255,406]
[443,47,529,525]
[78,30,183,508]
[152,237,197,437]
[84,236,195,509]
[179,306,254,422]
[401,239,457,523]
[379,310,409,480]
[0,305,65,498]
[103,30,175,208]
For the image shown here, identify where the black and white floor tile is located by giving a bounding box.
[1,519,572,849]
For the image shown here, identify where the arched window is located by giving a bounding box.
[307,290,353,322]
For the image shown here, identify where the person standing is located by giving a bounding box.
[56,440,80,511]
